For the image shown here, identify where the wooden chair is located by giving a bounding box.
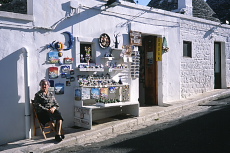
[31,100,54,139]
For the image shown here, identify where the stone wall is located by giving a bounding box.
[180,20,214,98]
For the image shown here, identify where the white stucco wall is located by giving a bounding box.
[1,0,230,144]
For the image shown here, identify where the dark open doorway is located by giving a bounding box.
[214,42,221,89]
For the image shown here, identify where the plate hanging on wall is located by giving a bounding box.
[99,33,110,48]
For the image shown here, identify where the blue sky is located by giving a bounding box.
[136,0,150,6]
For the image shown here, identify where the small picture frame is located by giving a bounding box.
[61,66,70,73]
[48,67,58,79]
[82,88,91,100]
[91,88,100,99]
[70,77,75,82]
[61,73,66,78]
[75,88,82,101]
[101,88,108,98]
[70,69,74,75]
[55,83,64,95]
[64,57,74,64]
[48,80,55,92]
[49,80,54,87]
[48,52,59,64]
[66,81,71,86]
[66,74,71,79]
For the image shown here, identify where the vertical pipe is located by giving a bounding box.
[22,47,31,139]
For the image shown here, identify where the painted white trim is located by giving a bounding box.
[27,0,33,15]
[0,11,33,21]
[77,37,94,42]
[221,42,227,88]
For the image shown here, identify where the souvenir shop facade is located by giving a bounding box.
[1,0,230,145]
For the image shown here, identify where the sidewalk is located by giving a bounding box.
[1,89,230,153]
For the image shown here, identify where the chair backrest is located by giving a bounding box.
[31,99,52,139]
[31,100,38,120]
[31,100,39,123]
[31,100,35,111]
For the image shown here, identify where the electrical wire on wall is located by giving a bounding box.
[82,4,179,28]
[0,3,81,30]
[0,2,180,30]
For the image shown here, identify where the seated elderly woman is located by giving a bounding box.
[34,79,64,141]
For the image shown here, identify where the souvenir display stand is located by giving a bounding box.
[74,47,139,129]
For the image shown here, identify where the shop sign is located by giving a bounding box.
[74,107,92,129]
[130,31,142,46]
[156,37,162,61]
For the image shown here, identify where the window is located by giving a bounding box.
[183,41,192,57]
[0,0,27,14]
[80,44,93,63]
[0,0,33,21]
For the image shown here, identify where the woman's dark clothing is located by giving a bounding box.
[34,90,63,126]
[37,109,63,126]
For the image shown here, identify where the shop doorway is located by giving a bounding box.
[214,42,222,89]
[139,36,158,106]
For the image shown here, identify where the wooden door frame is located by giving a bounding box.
[143,35,158,105]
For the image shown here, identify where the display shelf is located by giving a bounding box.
[74,46,139,130]
[95,101,138,107]
[130,50,140,79]
[111,48,123,51]
[96,102,122,107]
[77,101,139,108]
[78,68,104,71]
[101,57,114,60]
[77,84,127,88]
[74,101,139,129]
[109,68,129,71]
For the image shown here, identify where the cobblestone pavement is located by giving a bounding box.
[47,98,230,153]
[1,89,230,153]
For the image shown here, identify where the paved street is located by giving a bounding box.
[47,98,230,153]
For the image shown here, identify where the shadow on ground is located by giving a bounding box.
[105,105,230,153]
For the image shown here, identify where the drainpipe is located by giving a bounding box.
[22,47,31,139]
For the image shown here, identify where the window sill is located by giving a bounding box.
[0,11,33,21]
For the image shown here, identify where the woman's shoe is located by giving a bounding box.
[61,134,65,139]
[55,135,62,142]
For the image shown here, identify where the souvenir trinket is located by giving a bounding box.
[91,88,100,99]
[82,88,91,100]
[100,88,109,98]
[48,52,59,64]
[70,77,75,82]
[75,88,82,100]
[61,73,66,78]
[85,47,91,65]
[66,74,71,79]
[48,41,64,51]
[66,81,71,86]
[61,66,70,73]
[48,80,55,92]
[99,33,110,48]
[64,57,74,64]
[49,67,58,79]
[55,83,64,94]
[70,69,74,75]
[58,52,63,57]
[62,31,74,50]
[114,33,120,48]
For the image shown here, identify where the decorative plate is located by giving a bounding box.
[99,33,110,48]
